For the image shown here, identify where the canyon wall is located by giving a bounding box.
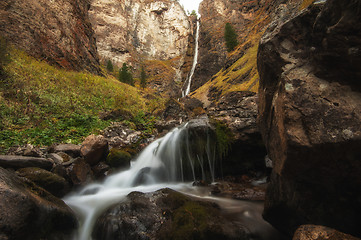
[89,0,190,67]
[0,0,101,74]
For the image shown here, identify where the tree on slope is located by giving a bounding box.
[224,23,239,52]
[118,63,134,86]
[140,66,147,89]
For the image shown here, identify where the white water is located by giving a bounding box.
[183,19,200,97]
[64,122,217,240]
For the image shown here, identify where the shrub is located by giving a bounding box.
[224,23,239,52]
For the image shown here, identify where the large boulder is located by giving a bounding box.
[257,0,361,238]
[208,91,267,176]
[93,188,250,240]
[80,134,109,166]
[16,167,69,198]
[0,167,76,239]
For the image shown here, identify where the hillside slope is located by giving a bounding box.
[0,45,165,152]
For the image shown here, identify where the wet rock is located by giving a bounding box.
[258,0,361,237]
[49,144,81,158]
[67,158,93,186]
[106,148,131,169]
[208,92,267,176]
[80,135,109,166]
[16,167,69,198]
[0,167,77,239]
[0,155,53,170]
[92,162,110,179]
[0,0,100,74]
[93,188,249,240]
[293,225,361,240]
[162,98,189,122]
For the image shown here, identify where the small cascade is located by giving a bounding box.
[65,119,217,240]
[183,19,200,97]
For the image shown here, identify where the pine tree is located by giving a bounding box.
[118,63,134,86]
[224,23,239,52]
[106,59,114,72]
[140,66,147,89]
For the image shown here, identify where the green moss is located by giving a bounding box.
[158,190,221,240]
[211,120,233,159]
[106,148,132,169]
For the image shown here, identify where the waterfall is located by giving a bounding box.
[183,19,200,97]
[64,120,217,240]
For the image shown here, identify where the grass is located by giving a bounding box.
[0,46,166,152]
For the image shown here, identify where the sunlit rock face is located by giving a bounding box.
[89,0,190,66]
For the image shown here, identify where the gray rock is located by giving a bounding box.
[0,155,53,170]
[49,144,81,158]
[0,167,76,239]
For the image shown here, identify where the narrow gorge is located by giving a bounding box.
[0,0,360,240]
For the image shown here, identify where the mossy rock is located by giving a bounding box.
[157,189,246,240]
[106,148,132,169]
[16,167,69,197]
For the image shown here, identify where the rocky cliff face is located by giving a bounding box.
[0,0,101,74]
[89,0,190,67]
[258,0,361,237]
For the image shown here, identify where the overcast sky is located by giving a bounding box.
[178,0,202,14]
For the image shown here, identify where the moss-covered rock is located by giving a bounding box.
[93,188,249,240]
[106,148,132,169]
[16,167,69,197]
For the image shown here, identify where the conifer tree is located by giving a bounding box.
[140,66,147,89]
[224,23,239,52]
[118,63,134,86]
[106,59,114,72]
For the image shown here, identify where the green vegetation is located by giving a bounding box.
[106,59,114,72]
[118,63,134,86]
[212,120,233,159]
[140,66,147,89]
[190,10,197,16]
[0,47,165,152]
[106,148,131,169]
[224,23,239,52]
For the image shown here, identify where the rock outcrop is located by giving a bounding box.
[89,0,190,67]
[0,167,76,239]
[93,188,251,240]
[0,0,100,74]
[258,0,361,237]
[293,225,361,240]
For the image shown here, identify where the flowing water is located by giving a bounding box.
[183,20,200,97]
[64,121,279,240]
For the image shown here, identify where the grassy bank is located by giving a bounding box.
[0,46,166,152]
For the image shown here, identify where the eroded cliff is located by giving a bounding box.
[89,0,190,66]
[0,0,101,74]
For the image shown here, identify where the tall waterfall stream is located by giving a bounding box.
[64,121,281,240]
[183,20,200,97]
